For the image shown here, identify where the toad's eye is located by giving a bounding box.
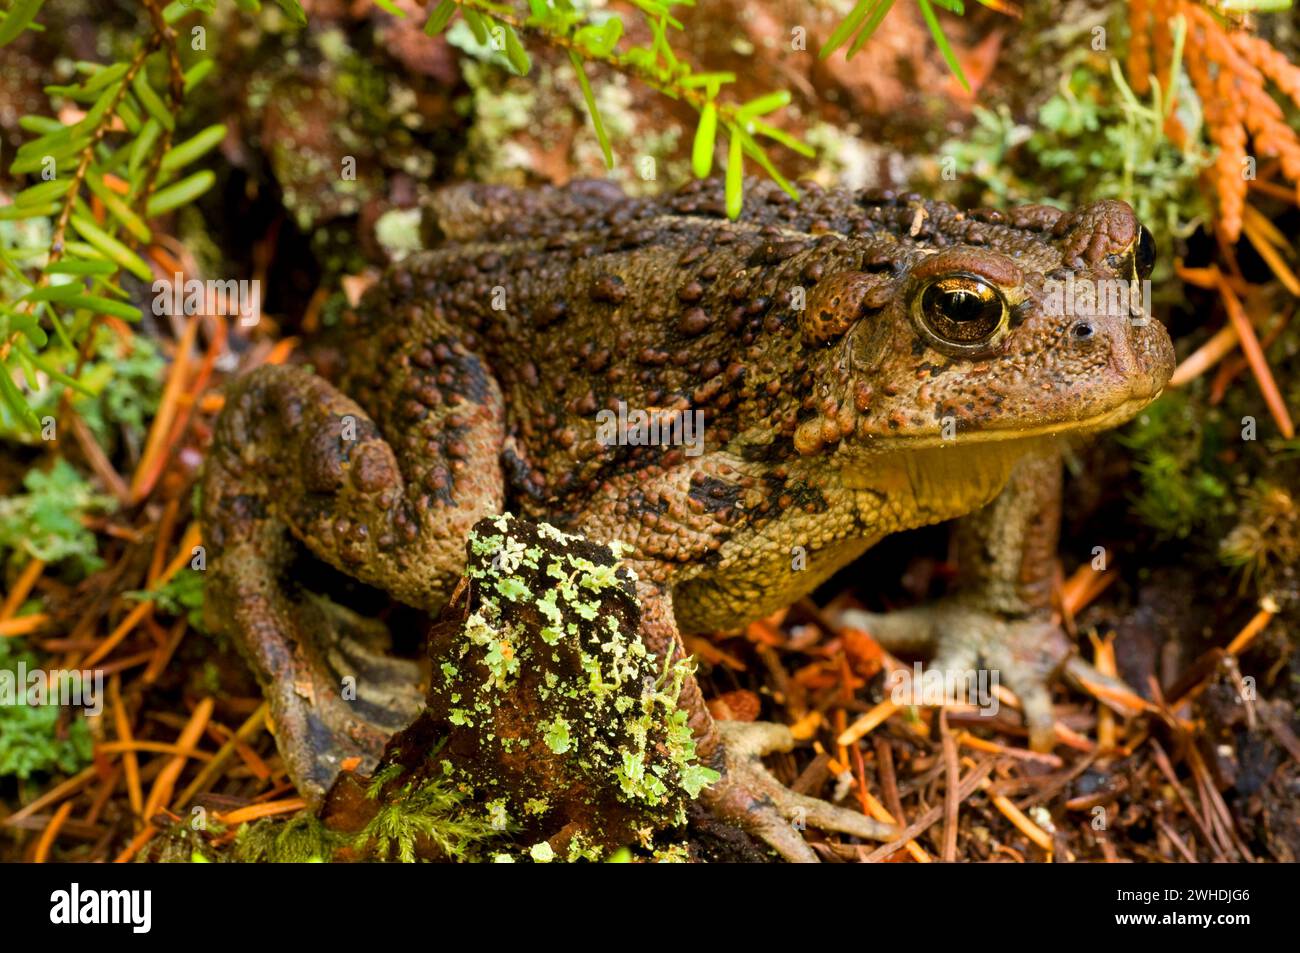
[913,274,1008,355]
[1134,225,1156,280]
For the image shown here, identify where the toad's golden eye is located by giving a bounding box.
[913,275,1008,354]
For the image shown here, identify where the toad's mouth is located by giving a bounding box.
[852,390,1165,453]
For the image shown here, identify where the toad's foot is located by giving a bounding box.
[703,720,896,863]
[837,601,1131,751]
[230,585,424,803]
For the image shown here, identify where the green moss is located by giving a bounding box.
[357,775,500,863]
[1117,391,1230,539]
[233,812,346,864]
[936,56,1210,278]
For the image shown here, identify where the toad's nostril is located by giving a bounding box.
[1072,320,1095,340]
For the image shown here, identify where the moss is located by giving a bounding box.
[934,58,1211,277]
[356,775,500,863]
[233,812,345,864]
[1117,391,1231,540]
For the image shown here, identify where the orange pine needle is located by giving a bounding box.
[0,558,45,621]
[838,700,901,747]
[1060,561,1116,619]
[114,824,159,863]
[1215,271,1295,438]
[129,315,200,503]
[141,697,214,821]
[1,767,97,829]
[1226,603,1277,656]
[33,801,74,863]
[1241,207,1300,296]
[83,601,153,669]
[1170,323,1240,388]
[0,614,48,638]
[110,677,143,819]
[263,336,299,366]
[956,732,1064,766]
[989,790,1054,852]
[214,798,307,827]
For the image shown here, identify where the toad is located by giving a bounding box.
[200,177,1174,862]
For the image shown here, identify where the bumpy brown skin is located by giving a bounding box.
[201,177,1175,861]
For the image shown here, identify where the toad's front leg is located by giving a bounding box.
[635,579,896,862]
[201,358,506,803]
[838,447,1128,751]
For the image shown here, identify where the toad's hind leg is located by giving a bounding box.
[200,361,505,803]
[634,578,895,862]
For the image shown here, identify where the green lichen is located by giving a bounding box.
[541,716,572,754]
[427,513,720,860]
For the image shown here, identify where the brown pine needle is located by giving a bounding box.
[68,409,131,505]
[174,703,269,810]
[96,741,215,760]
[851,748,931,863]
[143,620,188,685]
[940,711,960,861]
[1,767,98,829]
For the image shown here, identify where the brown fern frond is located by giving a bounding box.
[1127,0,1153,96]
[1128,1,1300,241]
